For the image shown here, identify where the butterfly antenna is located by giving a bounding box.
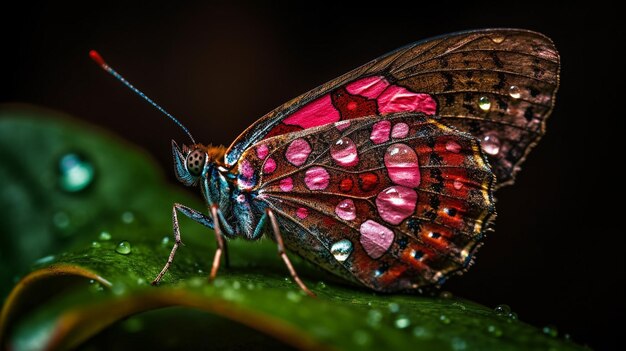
[89,50,196,144]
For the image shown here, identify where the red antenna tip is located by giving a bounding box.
[89,50,107,68]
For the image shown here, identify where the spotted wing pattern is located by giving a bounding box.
[225,29,559,186]
[236,113,495,291]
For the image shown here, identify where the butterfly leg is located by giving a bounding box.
[266,209,316,297]
[152,203,222,285]
[209,204,227,280]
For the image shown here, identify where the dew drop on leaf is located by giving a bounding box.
[115,240,132,255]
[99,231,111,241]
[487,325,503,337]
[388,302,400,313]
[394,315,411,329]
[494,304,511,316]
[58,153,95,192]
[543,325,558,337]
[439,314,451,324]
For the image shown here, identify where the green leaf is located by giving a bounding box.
[0,105,584,350]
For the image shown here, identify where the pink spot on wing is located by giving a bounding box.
[377,85,437,115]
[279,177,293,192]
[238,159,256,189]
[304,166,330,190]
[384,143,421,188]
[335,120,350,131]
[285,138,312,166]
[391,122,409,138]
[240,159,254,179]
[359,220,395,259]
[263,157,276,174]
[335,199,356,221]
[330,137,359,167]
[283,94,341,129]
[346,76,390,99]
[256,144,269,160]
[445,140,462,153]
[375,186,418,225]
[296,207,309,219]
[370,120,391,144]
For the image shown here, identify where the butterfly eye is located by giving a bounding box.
[186,149,206,176]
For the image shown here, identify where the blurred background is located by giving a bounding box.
[1,1,621,349]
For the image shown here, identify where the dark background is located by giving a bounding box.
[1,2,621,349]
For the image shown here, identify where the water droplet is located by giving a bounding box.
[352,330,371,346]
[543,325,558,337]
[115,241,132,255]
[439,314,451,324]
[445,140,462,153]
[494,304,511,316]
[330,137,359,167]
[335,199,357,221]
[451,337,467,350]
[34,255,55,265]
[487,325,503,337]
[478,96,491,111]
[394,315,411,329]
[412,326,432,339]
[317,281,327,289]
[121,211,135,224]
[330,239,353,262]
[232,281,241,290]
[366,309,383,327]
[453,179,464,190]
[491,35,505,44]
[481,133,501,155]
[52,211,70,229]
[508,311,518,320]
[99,231,111,240]
[384,143,421,188]
[58,153,94,192]
[286,290,302,303]
[439,291,453,299]
[161,236,170,246]
[509,85,521,99]
[388,302,400,313]
[91,241,101,248]
[246,282,255,290]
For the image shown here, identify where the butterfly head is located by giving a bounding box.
[172,140,227,186]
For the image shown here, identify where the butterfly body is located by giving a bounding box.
[92,28,559,293]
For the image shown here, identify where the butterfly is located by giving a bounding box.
[91,28,560,296]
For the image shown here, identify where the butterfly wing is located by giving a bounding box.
[225,28,559,186]
[236,113,495,291]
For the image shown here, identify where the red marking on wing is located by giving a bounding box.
[261,76,437,141]
[331,87,378,120]
[282,94,340,128]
